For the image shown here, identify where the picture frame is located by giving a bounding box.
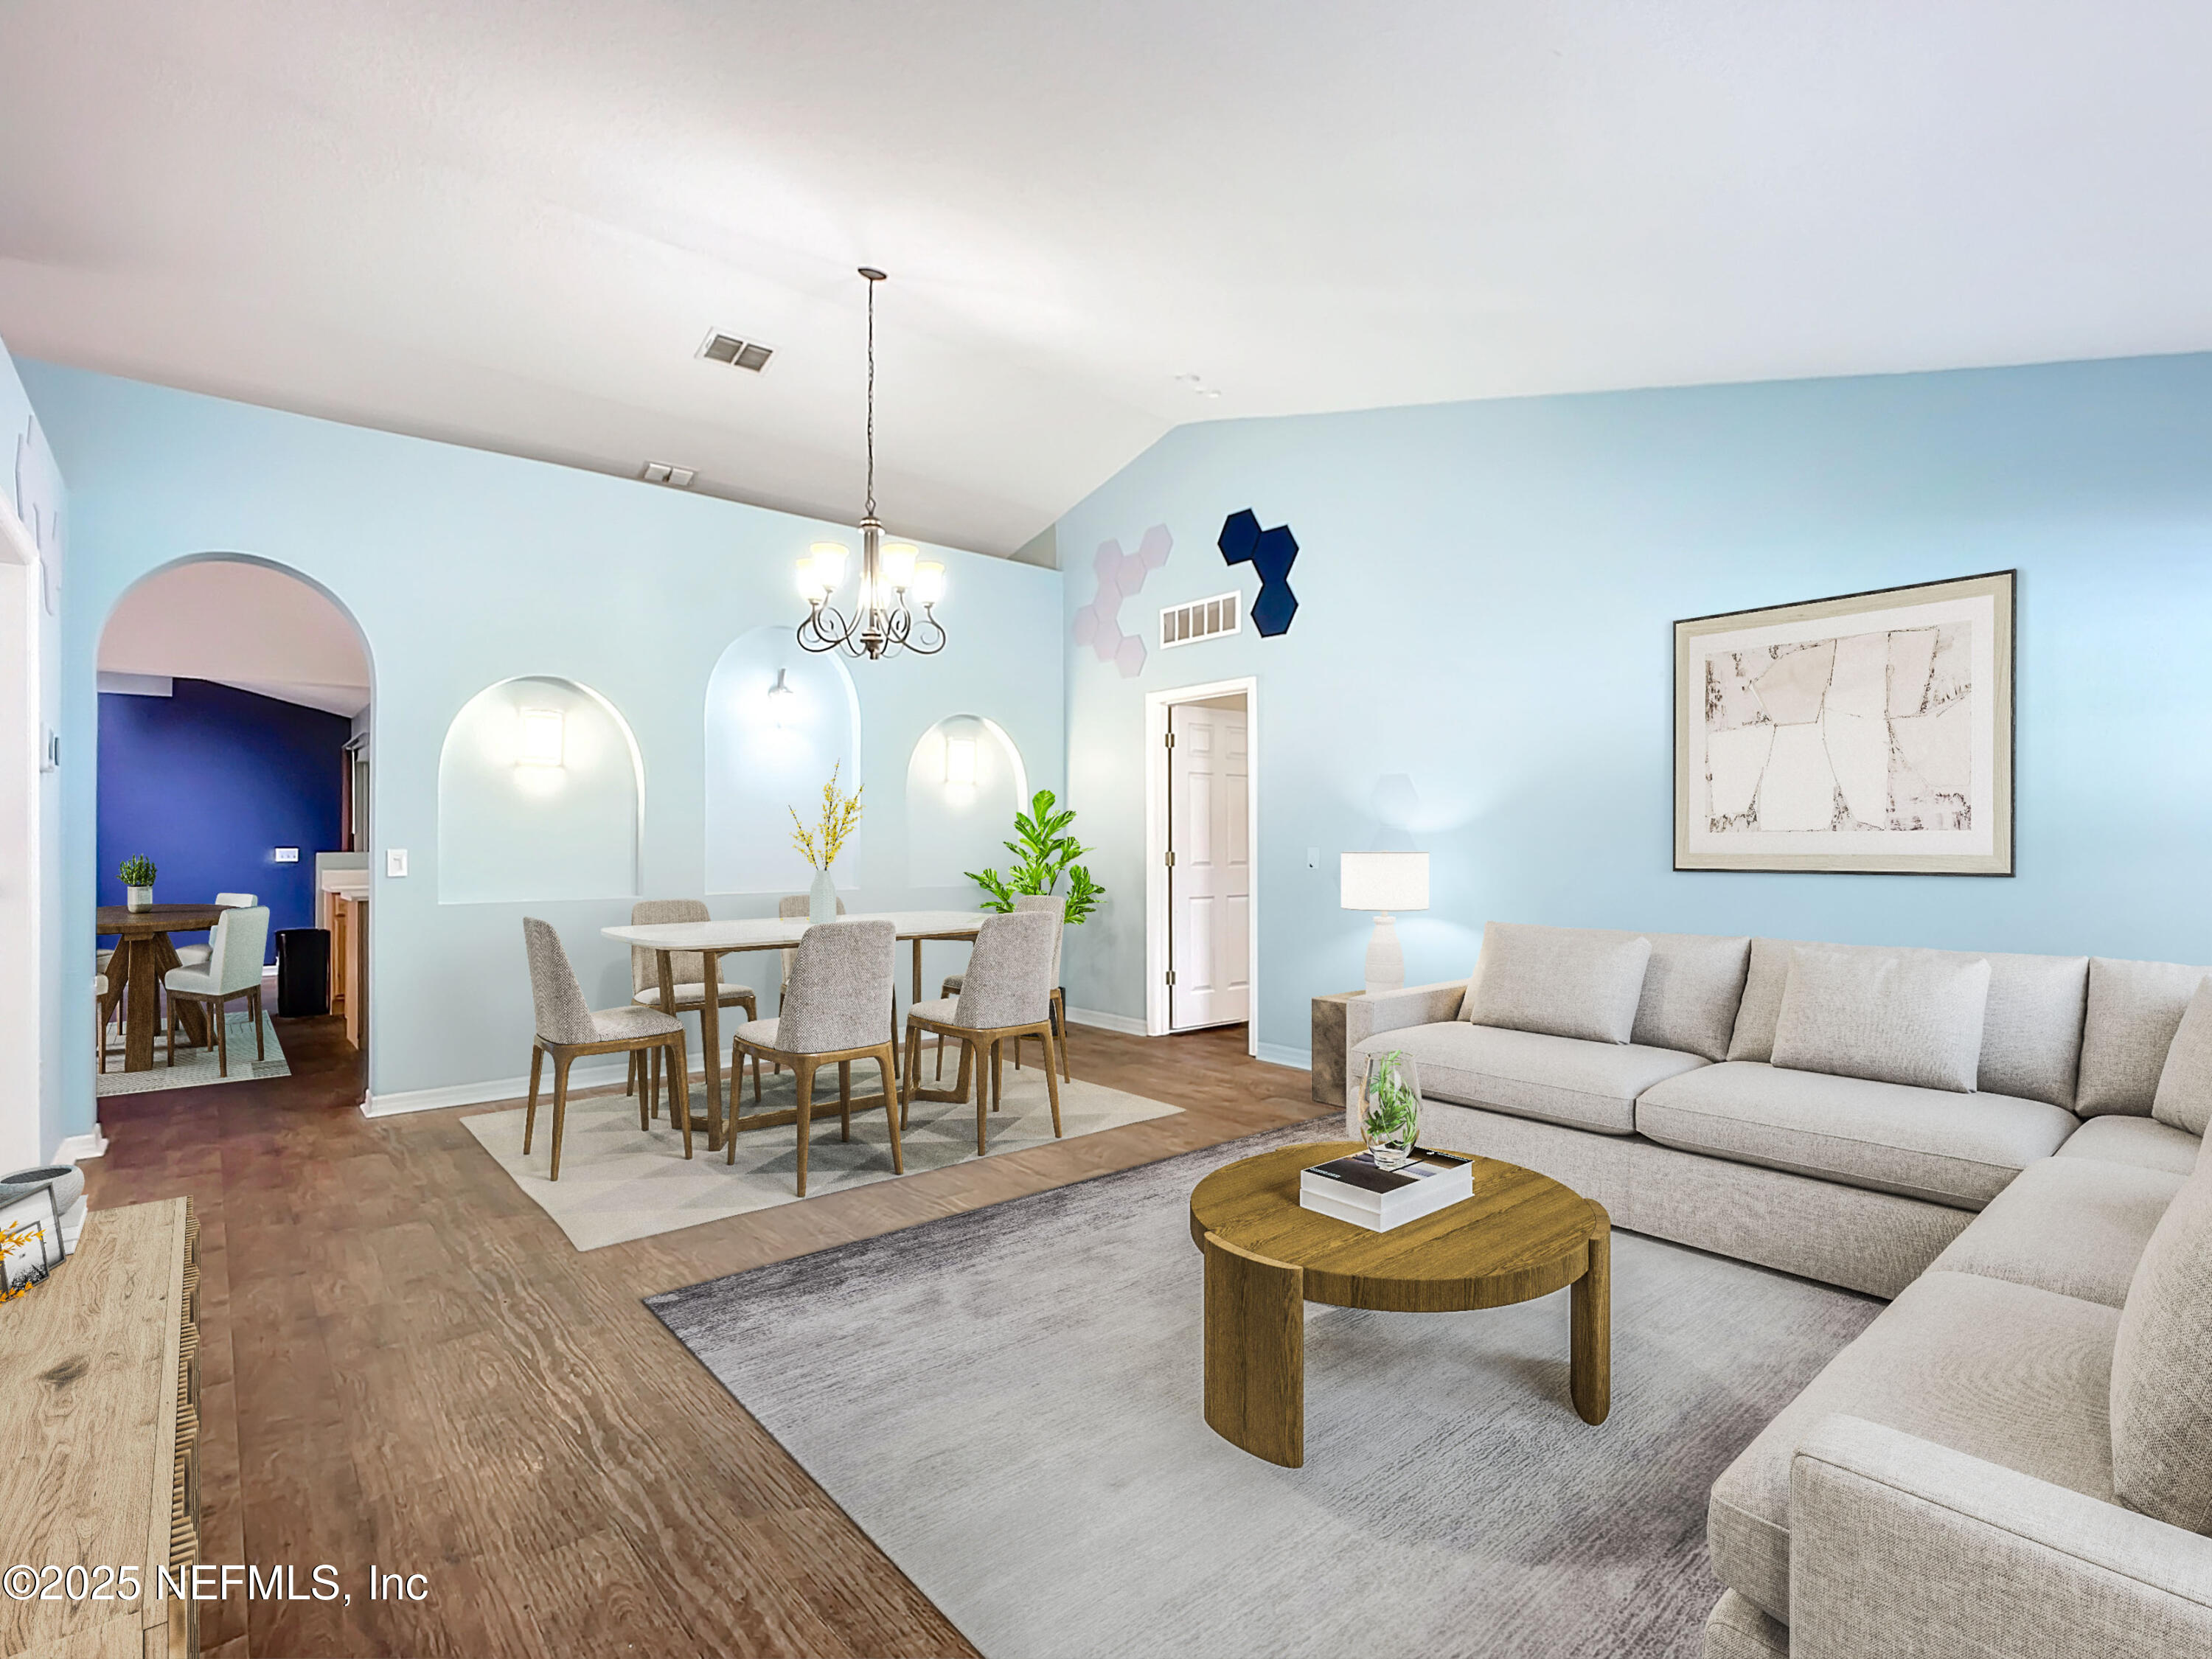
[1,1183,65,1291]
[1674,570,2016,874]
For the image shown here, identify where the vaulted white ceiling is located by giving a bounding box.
[6,3,2212,557]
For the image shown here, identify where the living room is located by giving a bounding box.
[3,7,2210,1659]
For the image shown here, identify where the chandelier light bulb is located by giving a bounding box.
[913,560,946,606]
[882,543,919,590]
[810,542,849,591]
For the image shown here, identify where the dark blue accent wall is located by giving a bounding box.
[97,680,350,963]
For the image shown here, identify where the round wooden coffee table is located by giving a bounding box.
[1189,1140,1610,1467]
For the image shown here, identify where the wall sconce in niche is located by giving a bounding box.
[517,708,566,767]
[767,668,798,727]
[945,736,978,787]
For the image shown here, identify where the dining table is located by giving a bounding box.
[599,909,989,1151]
[95,903,226,1071]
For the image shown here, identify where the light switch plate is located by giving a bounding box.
[386,849,409,878]
[273,847,300,863]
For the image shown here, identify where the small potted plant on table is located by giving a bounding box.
[119,856,157,912]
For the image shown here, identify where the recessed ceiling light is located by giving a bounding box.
[641,462,696,487]
[700,330,774,372]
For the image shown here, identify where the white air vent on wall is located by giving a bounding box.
[1161,591,1241,649]
[699,331,774,372]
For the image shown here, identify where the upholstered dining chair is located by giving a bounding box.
[728,919,899,1194]
[173,892,260,970]
[94,974,109,1073]
[623,898,759,1121]
[770,891,846,1076]
[163,905,271,1076]
[521,918,689,1180]
[936,893,1068,1082]
[904,909,1062,1154]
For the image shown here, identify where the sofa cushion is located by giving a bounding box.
[1636,1061,2076,1210]
[1462,922,1651,1045]
[2078,956,2212,1118]
[2151,975,2212,1137]
[1459,928,1750,1065]
[1728,938,2089,1110]
[2111,1161,2212,1532]
[2056,1113,2204,1175]
[1929,1157,2185,1309]
[1708,1269,2118,1622]
[1770,946,1991,1093]
[1350,1021,1704,1135]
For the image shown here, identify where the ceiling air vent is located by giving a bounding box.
[699,331,774,372]
[641,462,696,487]
[1161,591,1242,649]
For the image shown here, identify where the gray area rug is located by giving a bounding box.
[94,1009,288,1096]
[651,1123,1882,1659]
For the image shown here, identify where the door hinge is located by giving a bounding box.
[1165,970,1176,987]
[1165,849,1175,866]
[1164,731,1175,748]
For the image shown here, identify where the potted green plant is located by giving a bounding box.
[119,856,157,912]
[789,762,863,923]
[964,790,1104,922]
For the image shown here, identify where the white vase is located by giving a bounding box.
[808,867,837,925]
[125,886,153,912]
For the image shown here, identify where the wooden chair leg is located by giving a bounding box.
[879,1045,902,1174]
[670,1031,693,1160]
[1041,1023,1063,1137]
[166,997,176,1067]
[900,1026,918,1127]
[751,1050,761,1103]
[991,1039,1003,1112]
[216,998,230,1077]
[524,1045,544,1154]
[549,1052,572,1180]
[648,1044,661,1120]
[975,1045,990,1155]
[936,1020,946,1079]
[626,1048,639,1099]
[253,990,265,1061]
[1057,992,1071,1082]
[793,1058,816,1195]
[838,1058,852,1142]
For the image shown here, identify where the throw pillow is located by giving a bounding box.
[2151,976,2212,1138]
[1463,922,1652,1046]
[1770,947,1992,1093]
[2112,1160,2212,1534]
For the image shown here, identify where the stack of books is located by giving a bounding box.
[1299,1149,1473,1232]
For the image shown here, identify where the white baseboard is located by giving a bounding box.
[364,1055,643,1117]
[1064,1005,1147,1037]
[53,1128,108,1162]
[1254,1042,1312,1071]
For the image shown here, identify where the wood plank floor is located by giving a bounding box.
[81,1016,1328,1658]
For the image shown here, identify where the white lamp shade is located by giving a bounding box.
[516,707,565,767]
[1340,851,1429,912]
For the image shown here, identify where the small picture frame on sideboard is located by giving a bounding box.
[1,1183,66,1291]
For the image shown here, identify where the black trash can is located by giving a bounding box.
[276,928,332,1018]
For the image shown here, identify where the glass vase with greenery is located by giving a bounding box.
[1360,1050,1423,1169]
[790,763,863,923]
[964,790,1103,923]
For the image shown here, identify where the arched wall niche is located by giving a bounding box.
[705,625,862,894]
[905,715,1028,888]
[437,675,643,904]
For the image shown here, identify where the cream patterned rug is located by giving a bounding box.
[94,1010,289,1096]
[462,1057,1183,1251]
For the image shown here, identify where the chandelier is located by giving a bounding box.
[795,268,947,658]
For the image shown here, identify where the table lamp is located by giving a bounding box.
[1340,851,1430,995]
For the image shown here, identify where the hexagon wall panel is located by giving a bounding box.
[1072,524,1171,676]
[1218,508,1300,637]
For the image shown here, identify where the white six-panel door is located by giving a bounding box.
[1168,700,1250,1029]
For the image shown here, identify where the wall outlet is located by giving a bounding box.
[386,849,409,878]
[1307,846,1318,870]
[273,847,300,863]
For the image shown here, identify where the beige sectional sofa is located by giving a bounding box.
[1340,923,2212,1658]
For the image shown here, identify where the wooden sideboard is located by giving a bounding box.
[1,1199,200,1659]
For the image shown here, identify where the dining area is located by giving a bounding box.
[95,891,277,1083]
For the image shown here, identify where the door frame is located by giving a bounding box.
[1144,675,1259,1052]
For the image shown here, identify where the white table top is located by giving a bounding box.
[602,909,989,950]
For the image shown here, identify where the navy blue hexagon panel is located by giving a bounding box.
[1217,509,1300,636]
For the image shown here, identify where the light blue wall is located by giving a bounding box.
[1053,352,2212,1064]
[24,361,1063,1119]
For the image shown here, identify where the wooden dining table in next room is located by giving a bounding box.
[96,902,226,1071]
[600,908,989,1151]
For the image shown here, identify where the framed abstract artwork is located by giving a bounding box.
[1674,571,2015,874]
